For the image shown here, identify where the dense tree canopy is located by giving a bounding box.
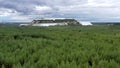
[0,25,120,68]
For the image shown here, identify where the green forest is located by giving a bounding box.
[0,25,120,68]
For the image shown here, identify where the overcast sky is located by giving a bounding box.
[0,0,120,22]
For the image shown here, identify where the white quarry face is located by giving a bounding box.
[32,23,68,27]
[79,21,92,26]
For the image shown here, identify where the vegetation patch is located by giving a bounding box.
[0,25,120,68]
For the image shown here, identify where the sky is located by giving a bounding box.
[0,0,120,22]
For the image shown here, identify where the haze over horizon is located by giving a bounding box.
[0,0,120,22]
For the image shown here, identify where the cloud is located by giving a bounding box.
[0,8,19,16]
[10,16,31,22]
[35,5,53,14]
[0,0,120,22]
[0,8,31,22]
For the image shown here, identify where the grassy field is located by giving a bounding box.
[0,25,120,68]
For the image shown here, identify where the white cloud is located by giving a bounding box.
[87,0,120,7]
[1,0,120,22]
[0,8,31,22]
[54,0,120,21]
[35,6,51,11]
[35,5,53,14]
[11,16,31,21]
[0,8,19,16]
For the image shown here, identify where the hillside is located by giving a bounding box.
[32,19,79,25]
